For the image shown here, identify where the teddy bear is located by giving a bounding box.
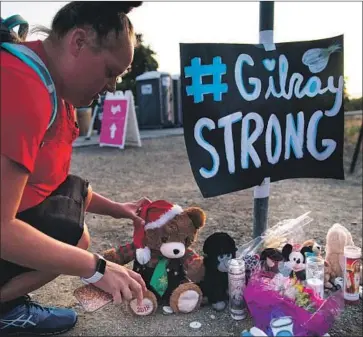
[102,199,206,316]
[199,232,237,311]
[325,223,354,277]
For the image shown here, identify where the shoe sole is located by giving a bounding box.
[2,316,78,336]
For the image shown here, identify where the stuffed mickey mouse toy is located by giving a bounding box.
[282,243,313,281]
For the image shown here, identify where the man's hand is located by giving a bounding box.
[86,190,151,225]
[94,261,147,306]
[112,197,151,228]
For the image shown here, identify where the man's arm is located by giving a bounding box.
[85,185,150,224]
[0,155,96,278]
[86,186,121,218]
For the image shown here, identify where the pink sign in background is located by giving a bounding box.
[99,99,128,148]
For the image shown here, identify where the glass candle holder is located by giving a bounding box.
[305,255,325,299]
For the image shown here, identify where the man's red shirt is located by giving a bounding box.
[1,40,79,212]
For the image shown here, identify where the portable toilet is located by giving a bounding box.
[136,71,175,129]
[172,74,182,126]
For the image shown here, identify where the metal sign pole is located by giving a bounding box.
[349,123,363,174]
[253,1,275,239]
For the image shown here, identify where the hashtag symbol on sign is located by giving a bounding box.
[184,57,228,104]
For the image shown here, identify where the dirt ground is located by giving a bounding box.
[31,116,362,336]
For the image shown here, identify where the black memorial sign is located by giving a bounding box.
[180,35,344,198]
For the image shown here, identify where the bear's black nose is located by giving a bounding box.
[296,258,301,264]
[173,249,180,255]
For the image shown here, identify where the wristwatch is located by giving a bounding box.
[81,254,107,284]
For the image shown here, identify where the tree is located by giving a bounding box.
[342,76,363,111]
[116,33,159,101]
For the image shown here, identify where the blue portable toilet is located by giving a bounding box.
[136,71,175,129]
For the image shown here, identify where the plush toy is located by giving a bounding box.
[281,244,313,281]
[325,223,354,277]
[302,239,323,257]
[103,200,206,316]
[260,248,284,274]
[243,254,261,284]
[199,232,237,311]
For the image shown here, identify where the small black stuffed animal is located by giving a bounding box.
[199,232,237,311]
[281,243,313,281]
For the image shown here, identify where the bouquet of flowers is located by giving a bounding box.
[238,212,344,336]
[244,271,344,336]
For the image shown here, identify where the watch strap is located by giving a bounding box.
[81,254,106,284]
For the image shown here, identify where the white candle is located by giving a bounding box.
[307,278,324,299]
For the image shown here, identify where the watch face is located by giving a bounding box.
[97,257,106,275]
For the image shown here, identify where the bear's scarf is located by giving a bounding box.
[150,257,169,296]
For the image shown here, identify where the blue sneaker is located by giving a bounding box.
[0,296,77,335]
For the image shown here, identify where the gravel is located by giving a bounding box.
[31,116,362,336]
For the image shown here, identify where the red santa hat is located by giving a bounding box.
[134,200,184,264]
